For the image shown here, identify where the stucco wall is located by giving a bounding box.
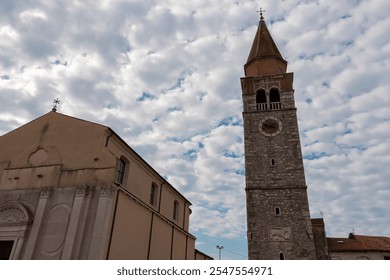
[108,191,195,260]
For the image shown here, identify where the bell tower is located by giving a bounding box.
[241,13,317,260]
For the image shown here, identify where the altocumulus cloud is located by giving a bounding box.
[0,0,389,258]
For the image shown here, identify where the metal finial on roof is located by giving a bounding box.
[256,8,266,20]
[52,98,60,112]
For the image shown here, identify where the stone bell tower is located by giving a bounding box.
[241,12,316,260]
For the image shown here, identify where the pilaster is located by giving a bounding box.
[88,185,116,259]
[23,187,53,259]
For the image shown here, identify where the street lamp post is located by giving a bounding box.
[216,245,224,260]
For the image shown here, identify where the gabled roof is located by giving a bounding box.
[327,234,390,252]
[0,111,192,205]
[0,110,108,139]
[246,18,287,65]
[0,111,112,171]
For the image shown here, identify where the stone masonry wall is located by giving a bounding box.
[242,73,316,260]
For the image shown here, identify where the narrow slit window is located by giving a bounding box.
[275,207,281,215]
[150,183,158,206]
[116,158,126,184]
[173,200,180,221]
[279,252,285,260]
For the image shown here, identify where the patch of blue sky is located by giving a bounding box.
[166,136,185,143]
[343,128,352,134]
[224,150,240,158]
[137,92,155,102]
[269,16,286,25]
[217,206,229,215]
[342,41,353,47]
[52,56,68,66]
[54,59,67,66]
[235,169,245,176]
[164,69,193,93]
[167,106,181,113]
[197,92,207,101]
[298,53,324,61]
[223,168,245,176]
[218,116,242,127]
[193,232,248,260]
[341,14,352,19]
[304,151,330,160]
[183,149,197,160]
[105,103,115,109]
[338,143,366,152]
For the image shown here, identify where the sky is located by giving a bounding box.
[0,0,389,260]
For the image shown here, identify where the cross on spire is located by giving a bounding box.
[52,98,60,112]
[256,8,265,20]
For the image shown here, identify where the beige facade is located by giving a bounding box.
[0,111,208,260]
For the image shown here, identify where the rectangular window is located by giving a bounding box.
[173,200,179,221]
[116,159,126,184]
[150,183,158,206]
[0,241,14,260]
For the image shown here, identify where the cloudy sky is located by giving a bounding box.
[1,0,389,259]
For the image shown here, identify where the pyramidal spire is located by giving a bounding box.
[245,13,287,76]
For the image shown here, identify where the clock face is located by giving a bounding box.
[259,117,282,137]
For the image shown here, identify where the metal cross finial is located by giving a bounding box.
[52,98,60,112]
[256,8,265,20]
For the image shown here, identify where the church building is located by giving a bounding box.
[0,111,210,260]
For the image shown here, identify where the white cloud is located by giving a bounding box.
[0,0,389,257]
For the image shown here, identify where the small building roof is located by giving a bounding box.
[327,234,390,252]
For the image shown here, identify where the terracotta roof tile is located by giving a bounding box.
[327,234,390,252]
[246,19,286,65]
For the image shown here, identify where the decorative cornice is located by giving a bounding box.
[99,185,114,198]
[75,185,88,197]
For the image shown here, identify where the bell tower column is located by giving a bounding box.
[241,14,316,260]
